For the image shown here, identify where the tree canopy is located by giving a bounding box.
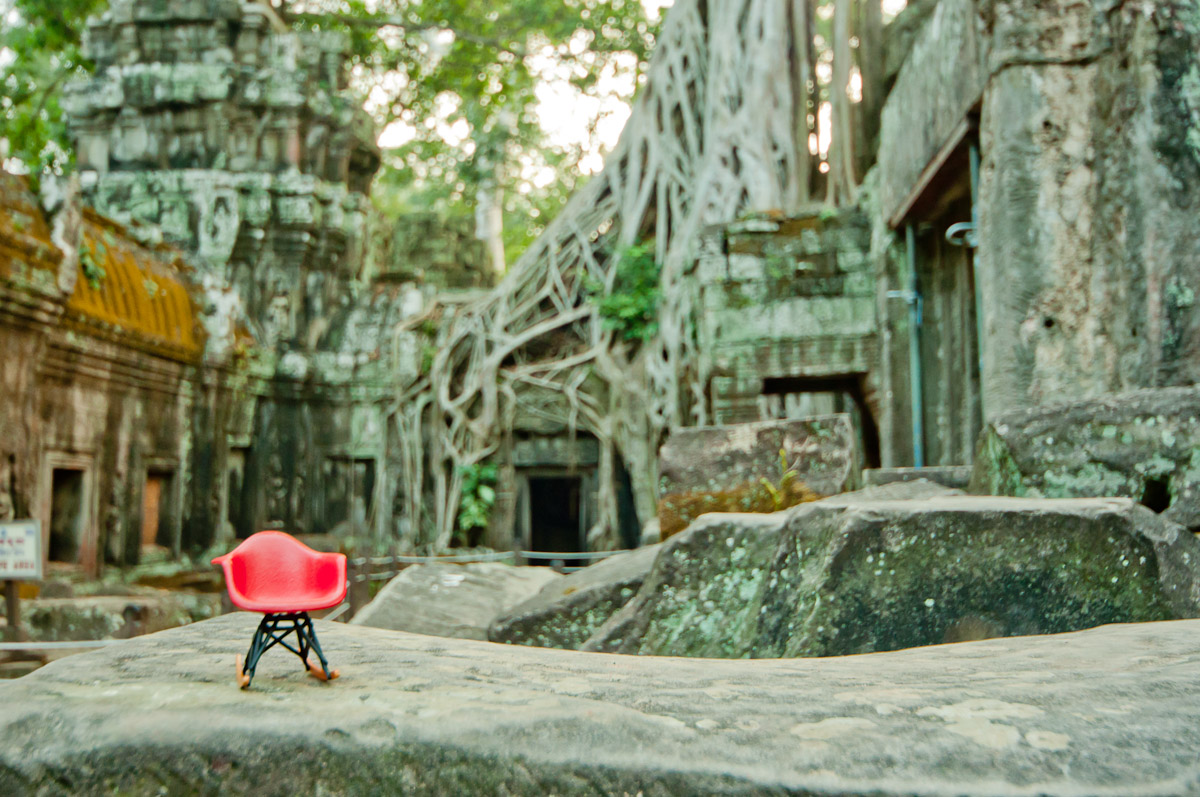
[285,0,657,269]
[1,0,658,267]
[0,0,105,177]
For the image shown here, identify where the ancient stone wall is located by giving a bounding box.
[369,213,494,290]
[976,0,1200,413]
[59,0,419,554]
[0,173,203,572]
[66,0,379,336]
[875,0,1200,454]
[693,209,879,461]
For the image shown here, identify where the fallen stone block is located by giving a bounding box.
[656,415,858,539]
[350,562,560,640]
[489,544,661,649]
[589,496,1200,658]
[19,592,222,642]
[970,386,1200,531]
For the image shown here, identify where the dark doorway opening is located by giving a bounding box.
[760,374,881,468]
[323,457,376,534]
[227,448,249,538]
[528,476,583,566]
[49,468,86,563]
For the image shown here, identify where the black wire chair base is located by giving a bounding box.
[239,612,334,688]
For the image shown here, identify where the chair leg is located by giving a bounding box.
[297,613,338,681]
[236,612,337,688]
[239,614,275,689]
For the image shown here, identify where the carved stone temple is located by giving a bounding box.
[0,0,490,575]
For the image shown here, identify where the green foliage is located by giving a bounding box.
[455,462,499,545]
[0,0,104,176]
[760,449,801,512]
[3,0,656,266]
[78,240,105,290]
[296,0,658,266]
[585,244,662,341]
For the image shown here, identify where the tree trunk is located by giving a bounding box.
[826,0,858,206]
[856,0,884,179]
[475,177,506,276]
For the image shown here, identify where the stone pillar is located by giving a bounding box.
[975,0,1200,417]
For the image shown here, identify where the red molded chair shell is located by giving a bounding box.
[212,531,347,614]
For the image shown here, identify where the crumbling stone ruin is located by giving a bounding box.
[0,0,495,579]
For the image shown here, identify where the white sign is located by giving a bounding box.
[0,520,42,580]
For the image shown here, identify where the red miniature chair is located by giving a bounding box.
[211,531,347,689]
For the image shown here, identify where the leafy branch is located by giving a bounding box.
[584,244,662,342]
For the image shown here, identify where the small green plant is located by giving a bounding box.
[419,344,438,375]
[585,244,662,342]
[455,462,499,545]
[760,448,802,511]
[79,241,107,290]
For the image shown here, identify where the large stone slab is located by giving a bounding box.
[590,496,1200,658]
[971,387,1200,531]
[5,614,1200,794]
[488,544,661,649]
[350,562,560,640]
[657,416,857,538]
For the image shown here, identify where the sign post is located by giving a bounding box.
[0,520,42,641]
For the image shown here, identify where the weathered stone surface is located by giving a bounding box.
[818,477,963,504]
[970,387,1200,531]
[488,544,661,649]
[6,613,1200,794]
[974,0,1200,414]
[694,210,877,428]
[12,592,221,642]
[876,0,986,224]
[350,563,560,640]
[657,416,857,538]
[590,496,1200,658]
[862,466,972,489]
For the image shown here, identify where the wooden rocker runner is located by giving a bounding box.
[211,531,347,689]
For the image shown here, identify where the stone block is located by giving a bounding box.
[591,496,1200,658]
[970,386,1200,531]
[863,466,972,490]
[15,613,1200,793]
[656,415,858,538]
[351,562,561,640]
[489,544,661,650]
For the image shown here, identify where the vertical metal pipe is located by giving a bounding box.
[968,141,986,421]
[906,224,924,468]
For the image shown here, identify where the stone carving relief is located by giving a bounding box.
[198,190,240,265]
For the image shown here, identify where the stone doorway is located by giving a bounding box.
[912,192,982,466]
[140,471,174,554]
[48,469,87,565]
[526,476,585,564]
[43,454,97,575]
